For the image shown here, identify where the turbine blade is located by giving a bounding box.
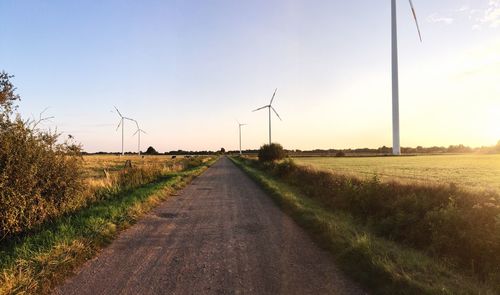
[133,129,139,135]
[269,88,278,105]
[409,0,423,42]
[141,130,147,135]
[116,119,122,131]
[252,105,269,112]
[114,106,123,117]
[271,106,282,121]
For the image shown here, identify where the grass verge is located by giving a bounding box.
[230,156,496,295]
[0,159,216,295]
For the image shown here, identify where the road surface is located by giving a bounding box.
[55,157,365,295]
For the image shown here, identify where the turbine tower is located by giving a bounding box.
[114,106,134,156]
[391,0,422,155]
[132,120,147,156]
[252,88,282,145]
[237,121,247,155]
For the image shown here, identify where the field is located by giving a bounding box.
[294,154,500,193]
[82,155,184,178]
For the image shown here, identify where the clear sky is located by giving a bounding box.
[1,0,499,152]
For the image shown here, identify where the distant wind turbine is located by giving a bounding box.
[252,88,282,145]
[391,0,422,155]
[114,106,135,156]
[132,120,147,156]
[237,121,247,155]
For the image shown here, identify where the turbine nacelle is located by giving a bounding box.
[133,128,147,136]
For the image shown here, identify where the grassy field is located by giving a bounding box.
[82,155,184,178]
[82,155,206,193]
[294,154,500,192]
[230,157,496,294]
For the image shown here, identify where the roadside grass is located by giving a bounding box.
[230,156,496,295]
[0,161,214,295]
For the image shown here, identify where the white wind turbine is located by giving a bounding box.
[252,88,282,145]
[237,121,247,155]
[114,106,135,156]
[391,0,422,155]
[132,120,147,156]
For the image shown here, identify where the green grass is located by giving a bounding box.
[230,156,496,295]
[0,162,213,295]
[294,154,500,193]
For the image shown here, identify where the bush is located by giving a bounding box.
[0,72,85,238]
[258,143,286,162]
[144,146,159,155]
[185,157,204,169]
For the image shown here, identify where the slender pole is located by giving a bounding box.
[121,119,124,156]
[391,0,401,155]
[239,125,242,155]
[138,132,141,156]
[268,107,272,145]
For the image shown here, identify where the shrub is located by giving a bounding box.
[258,143,286,162]
[184,157,204,169]
[144,146,159,155]
[0,72,85,238]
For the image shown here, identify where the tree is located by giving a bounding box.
[0,71,21,116]
[144,146,159,155]
[220,148,226,154]
[258,143,286,162]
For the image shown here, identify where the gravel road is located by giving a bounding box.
[55,157,365,295]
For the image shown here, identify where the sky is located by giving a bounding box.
[1,0,499,152]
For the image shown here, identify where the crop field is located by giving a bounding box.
[293,154,500,193]
[81,155,210,192]
[82,155,183,179]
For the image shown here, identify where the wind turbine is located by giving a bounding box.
[114,106,135,156]
[132,120,147,156]
[252,88,282,145]
[237,121,247,155]
[391,0,422,155]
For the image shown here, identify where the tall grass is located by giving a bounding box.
[231,156,496,294]
[236,157,500,286]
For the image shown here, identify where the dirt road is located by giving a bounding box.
[55,157,365,295]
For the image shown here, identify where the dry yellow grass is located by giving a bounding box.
[82,155,183,178]
[82,155,186,191]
